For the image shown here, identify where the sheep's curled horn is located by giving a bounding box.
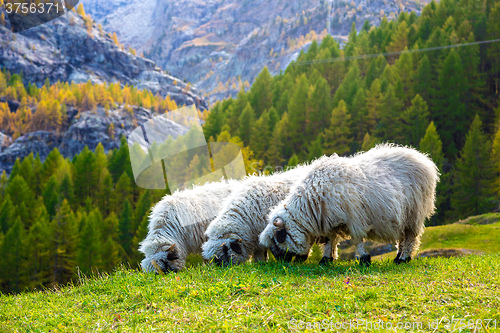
[273,217,287,243]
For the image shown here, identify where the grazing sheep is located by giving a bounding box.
[139,180,238,273]
[260,144,439,266]
[202,165,348,266]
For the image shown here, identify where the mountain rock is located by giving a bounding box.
[82,0,428,103]
[0,10,208,110]
[0,106,188,173]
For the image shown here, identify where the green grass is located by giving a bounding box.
[2,218,500,332]
[1,255,500,332]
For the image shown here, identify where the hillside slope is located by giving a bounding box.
[1,255,498,331]
[0,10,207,110]
[82,0,428,102]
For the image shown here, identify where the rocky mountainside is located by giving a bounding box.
[82,0,428,103]
[0,9,206,173]
[0,10,207,110]
[0,106,188,174]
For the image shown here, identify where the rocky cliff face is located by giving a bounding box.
[0,106,188,174]
[0,10,207,110]
[82,0,427,103]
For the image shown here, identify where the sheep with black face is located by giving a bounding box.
[260,144,439,266]
[202,164,348,266]
[139,180,238,273]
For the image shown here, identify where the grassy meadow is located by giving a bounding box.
[1,219,500,332]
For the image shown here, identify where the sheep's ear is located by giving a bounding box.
[166,244,179,261]
[229,240,243,255]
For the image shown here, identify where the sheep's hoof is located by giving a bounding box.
[359,254,371,267]
[394,257,411,265]
[319,257,333,265]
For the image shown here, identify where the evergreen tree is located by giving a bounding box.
[287,74,309,152]
[287,154,299,168]
[76,211,101,274]
[118,199,134,258]
[361,133,377,151]
[43,176,59,218]
[132,190,151,237]
[25,217,51,288]
[451,115,495,219]
[0,218,25,293]
[419,122,444,170]
[249,67,273,117]
[238,103,255,146]
[307,135,324,161]
[112,172,131,213]
[0,194,16,234]
[413,55,432,102]
[50,199,77,285]
[251,111,271,161]
[322,100,352,156]
[376,85,404,141]
[402,94,430,147]
[73,146,98,205]
[434,49,467,158]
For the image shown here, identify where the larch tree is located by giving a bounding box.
[451,115,495,219]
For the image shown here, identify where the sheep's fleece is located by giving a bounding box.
[202,164,346,265]
[260,144,439,265]
[139,180,238,273]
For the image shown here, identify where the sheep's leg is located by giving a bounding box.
[355,239,371,267]
[396,234,420,264]
[319,234,342,265]
[253,248,267,262]
[319,237,333,265]
[394,239,403,264]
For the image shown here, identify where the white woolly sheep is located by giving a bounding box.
[202,165,348,266]
[139,180,238,273]
[260,144,439,266]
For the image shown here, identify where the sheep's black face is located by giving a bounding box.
[150,245,182,273]
[202,234,247,266]
[269,216,311,258]
[269,238,296,262]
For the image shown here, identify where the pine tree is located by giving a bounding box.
[434,49,467,158]
[112,172,131,213]
[322,100,352,156]
[0,194,16,234]
[73,146,98,205]
[306,77,331,139]
[413,55,432,102]
[361,133,377,151]
[238,103,255,146]
[118,199,134,259]
[76,211,101,274]
[287,154,299,168]
[376,85,404,141]
[287,74,309,151]
[25,217,51,288]
[307,135,324,161]
[267,112,290,167]
[402,94,430,147]
[0,218,25,293]
[249,67,273,117]
[132,190,151,237]
[42,148,64,183]
[50,199,77,285]
[451,115,495,219]
[419,122,444,170]
[251,111,271,161]
[43,176,59,218]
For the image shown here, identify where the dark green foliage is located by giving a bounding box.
[452,115,496,219]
